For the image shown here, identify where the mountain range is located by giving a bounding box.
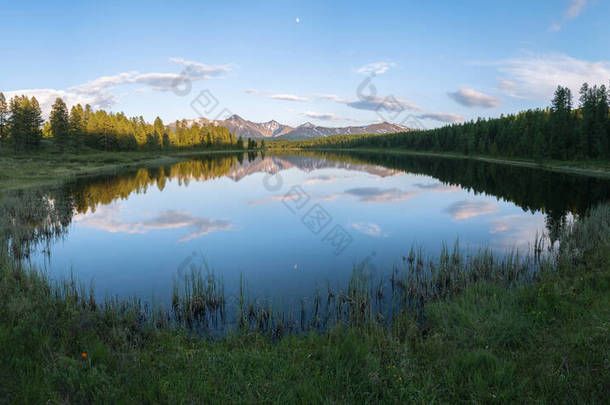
[172,114,410,140]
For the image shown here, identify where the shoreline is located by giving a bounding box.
[297,147,610,178]
[0,149,253,191]
[2,146,610,192]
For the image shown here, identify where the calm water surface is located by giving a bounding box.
[5,151,610,304]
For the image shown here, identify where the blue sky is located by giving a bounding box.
[1,0,609,128]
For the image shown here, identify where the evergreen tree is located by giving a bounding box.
[0,92,8,142]
[50,98,70,152]
[550,86,572,159]
[8,95,43,152]
[153,116,165,148]
[69,105,85,152]
[162,132,171,149]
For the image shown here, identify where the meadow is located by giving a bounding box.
[1,203,608,403]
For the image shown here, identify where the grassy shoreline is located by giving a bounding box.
[0,147,254,191]
[3,145,610,192]
[1,205,609,402]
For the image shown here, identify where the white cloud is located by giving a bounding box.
[417,112,465,123]
[71,58,231,101]
[444,200,498,221]
[6,57,232,114]
[269,94,310,102]
[315,93,346,102]
[2,89,109,117]
[75,204,232,243]
[302,111,338,121]
[345,94,421,112]
[496,53,610,101]
[315,92,421,112]
[343,187,419,203]
[350,222,388,238]
[413,183,461,193]
[549,0,588,32]
[246,89,310,102]
[356,62,396,75]
[565,0,587,19]
[169,57,233,81]
[448,87,501,108]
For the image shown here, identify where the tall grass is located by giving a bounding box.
[2,203,609,341]
[164,234,557,338]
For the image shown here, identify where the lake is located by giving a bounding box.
[4,151,610,308]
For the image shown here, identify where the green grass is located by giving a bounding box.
[1,206,608,403]
[0,142,255,190]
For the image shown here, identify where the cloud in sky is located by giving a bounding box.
[444,200,498,221]
[550,0,588,31]
[6,57,232,114]
[269,94,309,102]
[346,94,421,112]
[71,58,231,99]
[302,111,338,121]
[417,112,465,123]
[350,222,388,238]
[315,92,421,113]
[496,53,610,101]
[565,0,587,18]
[2,88,104,118]
[245,89,309,102]
[315,93,344,101]
[356,61,396,75]
[448,87,501,108]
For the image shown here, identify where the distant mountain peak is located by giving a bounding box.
[171,115,410,140]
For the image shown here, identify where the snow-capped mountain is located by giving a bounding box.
[171,115,410,139]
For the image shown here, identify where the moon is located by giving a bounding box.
[296,17,300,23]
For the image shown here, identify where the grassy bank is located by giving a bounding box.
[294,147,610,179]
[0,143,254,190]
[4,142,610,193]
[1,206,608,402]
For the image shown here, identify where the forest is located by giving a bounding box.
[279,83,610,161]
[0,94,262,152]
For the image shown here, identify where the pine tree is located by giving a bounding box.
[595,85,609,157]
[8,95,43,152]
[162,132,171,149]
[50,98,70,152]
[69,105,85,152]
[0,92,8,142]
[153,116,164,135]
[27,97,44,150]
[550,86,572,159]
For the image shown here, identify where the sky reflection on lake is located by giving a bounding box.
[25,153,561,304]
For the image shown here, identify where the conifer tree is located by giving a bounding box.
[69,105,85,152]
[50,98,70,152]
[0,92,8,142]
